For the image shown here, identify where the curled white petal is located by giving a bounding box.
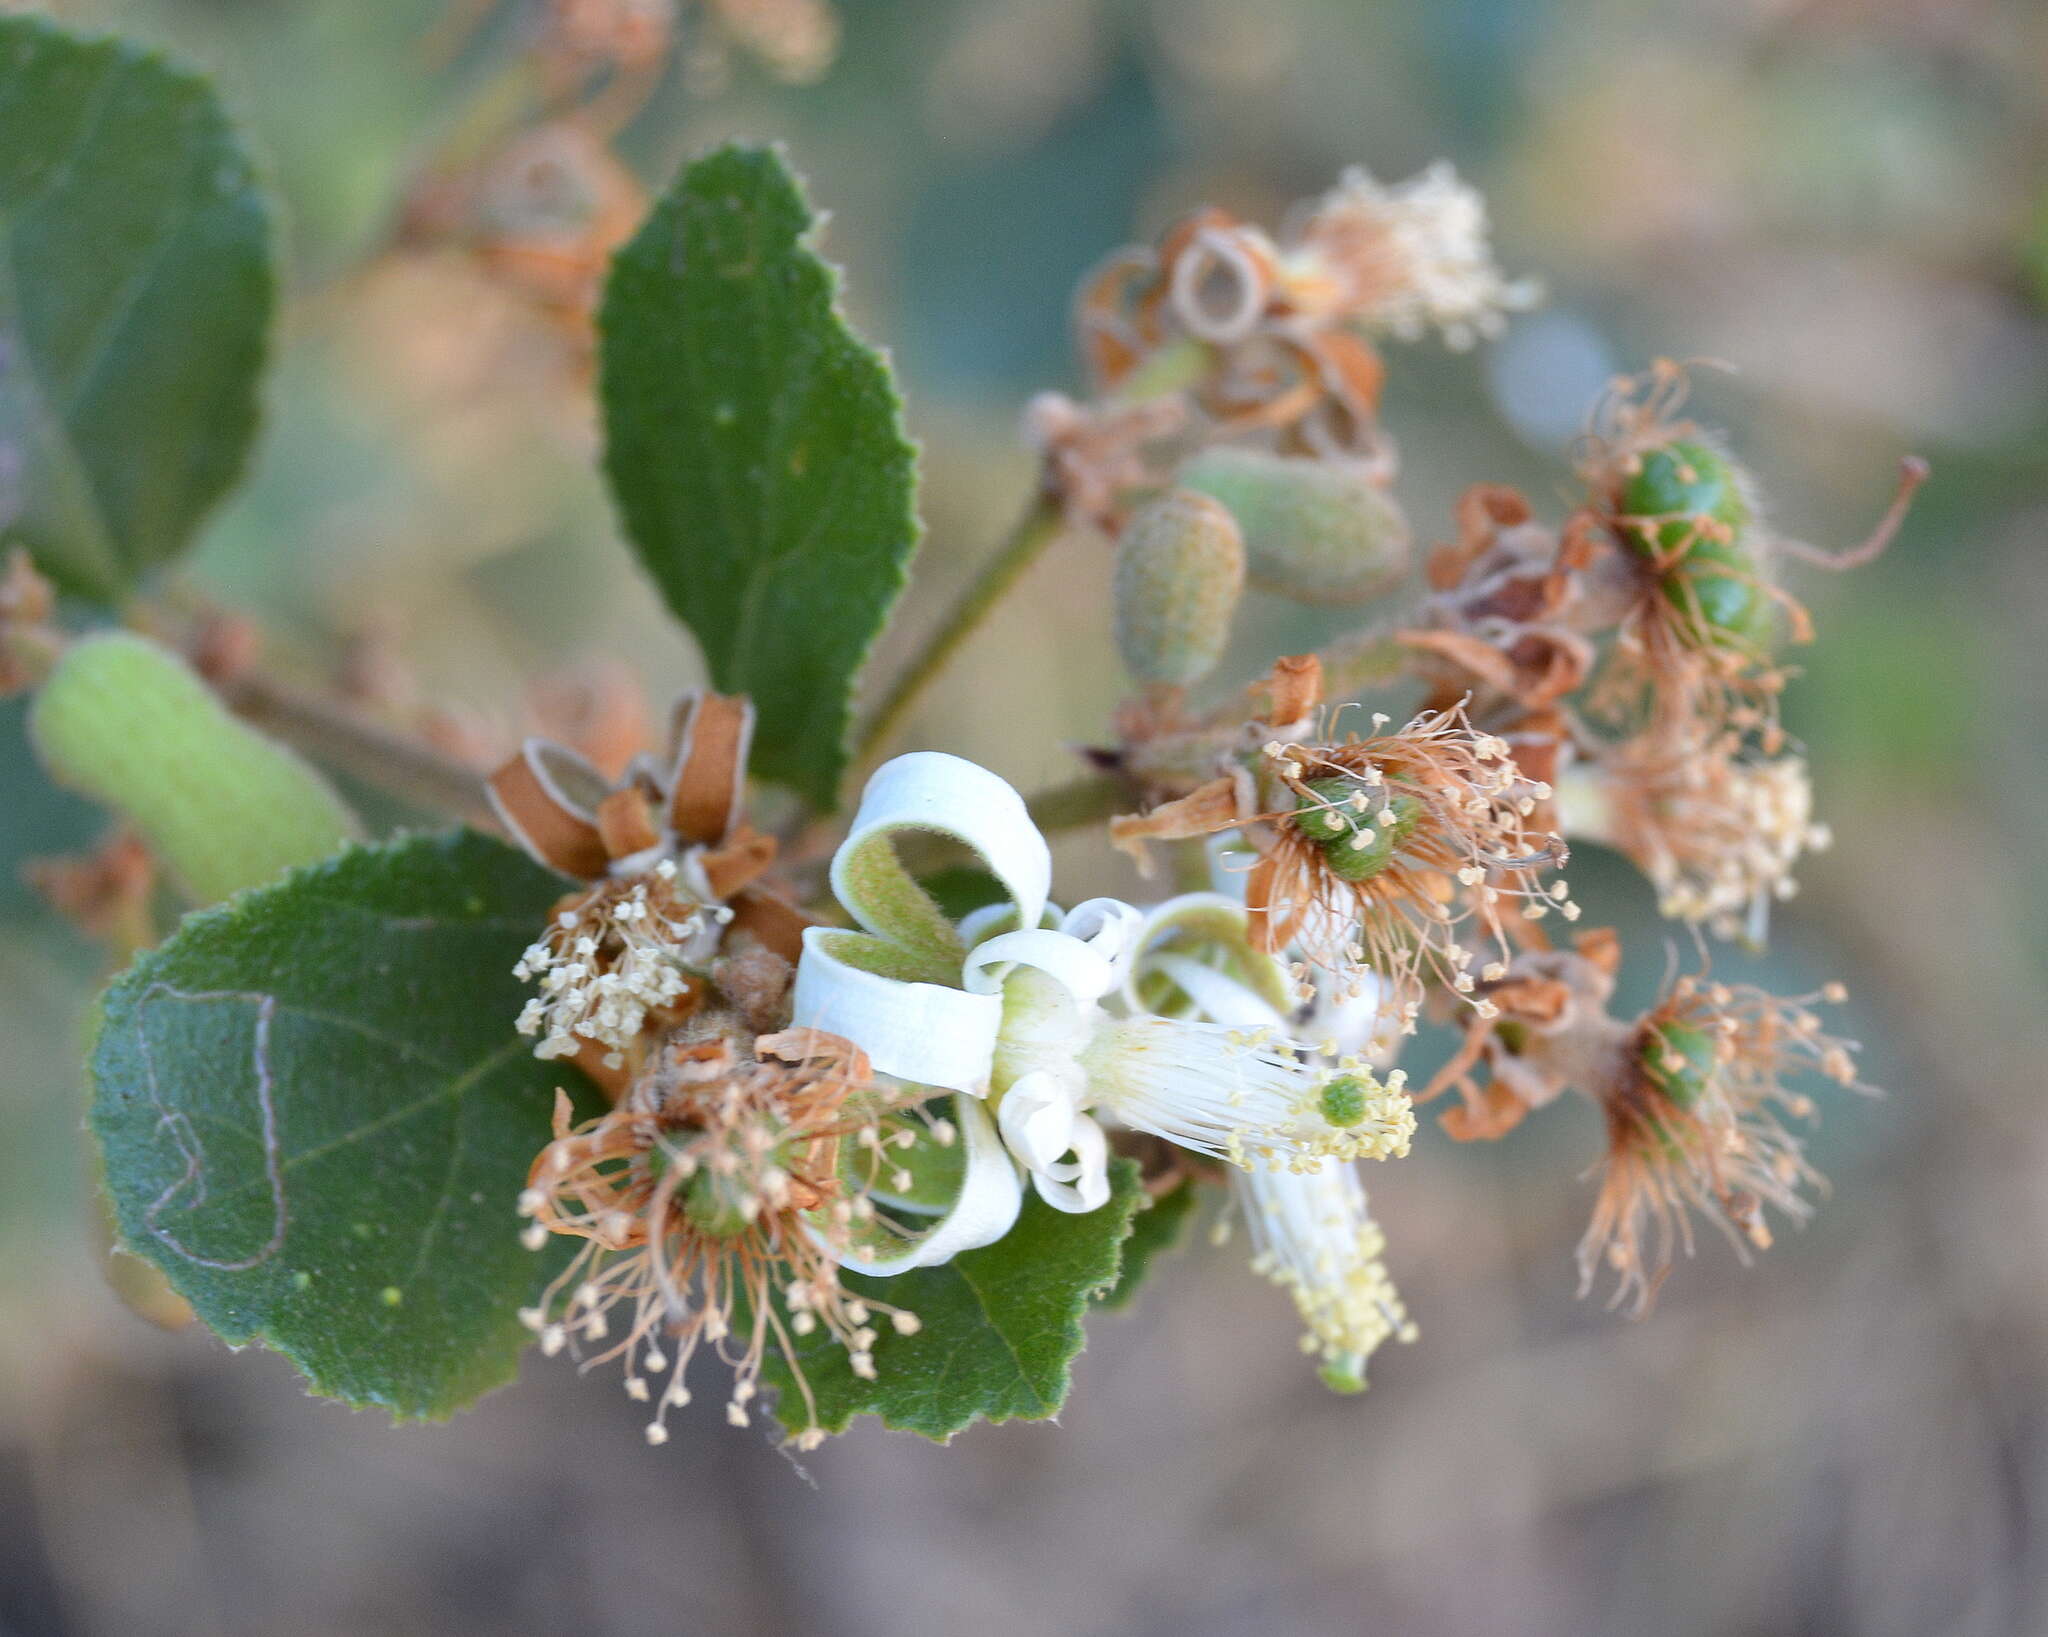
[791,928,1002,1093]
[835,752,1049,933]
[996,1068,1086,1170]
[1028,1113,1111,1214]
[833,1095,1023,1275]
[1058,898,1147,973]
[963,927,1120,1004]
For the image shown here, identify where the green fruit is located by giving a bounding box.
[1112,488,1246,687]
[683,1165,753,1238]
[1622,440,1749,557]
[1640,1020,1716,1109]
[1293,778,1421,882]
[1622,441,1773,651]
[1176,449,1409,605]
[1666,536,1774,651]
[30,632,360,904]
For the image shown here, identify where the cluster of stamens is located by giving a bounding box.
[1249,705,1574,1029]
[513,859,727,1067]
[517,1029,923,1450]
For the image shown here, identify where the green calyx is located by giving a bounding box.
[1622,440,1773,651]
[1293,778,1420,882]
[1318,1359,1368,1395]
[1640,1020,1717,1109]
[1317,1075,1373,1129]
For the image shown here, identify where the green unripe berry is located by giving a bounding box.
[1640,1020,1717,1109]
[1176,449,1410,605]
[1668,536,1774,651]
[1112,488,1246,687]
[1622,441,1773,651]
[1292,776,1360,843]
[1318,1075,1372,1128]
[1293,779,1422,883]
[1622,440,1750,557]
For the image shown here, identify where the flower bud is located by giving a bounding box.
[1175,449,1409,605]
[1113,488,1245,687]
[1622,440,1772,649]
[29,632,360,904]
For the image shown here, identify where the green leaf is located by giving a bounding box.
[766,1158,1146,1442]
[1097,1174,1200,1312]
[89,830,593,1421]
[599,143,919,810]
[0,16,273,602]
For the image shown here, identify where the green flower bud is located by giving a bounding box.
[1293,777,1421,882]
[1176,449,1410,605]
[1640,1020,1716,1109]
[1623,440,1773,650]
[29,632,360,905]
[1113,488,1246,687]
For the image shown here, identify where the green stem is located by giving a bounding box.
[855,492,1068,768]
[1026,773,1128,835]
[215,668,499,829]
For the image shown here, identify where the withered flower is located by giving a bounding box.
[1426,926,1867,1315]
[1399,483,1602,718]
[519,1028,924,1449]
[492,691,809,1076]
[1073,164,1530,458]
[1581,971,1865,1315]
[1114,660,1572,1029]
[1423,928,1625,1141]
[1561,737,1829,945]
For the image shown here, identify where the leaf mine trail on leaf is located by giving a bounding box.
[135,982,287,1272]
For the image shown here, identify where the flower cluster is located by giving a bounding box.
[479,158,1910,1451]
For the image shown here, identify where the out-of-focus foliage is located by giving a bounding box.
[0,13,271,602]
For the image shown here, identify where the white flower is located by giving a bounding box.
[1295,161,1539,350]
[1121,882,1417,1392]
[792,754,1411,1232]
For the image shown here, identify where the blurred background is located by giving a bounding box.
[4,0,2047,1632]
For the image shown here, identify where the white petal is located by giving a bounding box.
[835,1095,1023,1275]
[1121,892,1295,1022]
[836,752,1049,933]
[995,1068,1086,1171]
[1148,953,1287,1029]
[964,927,1119,1003]
[1058,898,1147,978]
[1030,1114,1111,1213]
[791,928,1002,1093]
